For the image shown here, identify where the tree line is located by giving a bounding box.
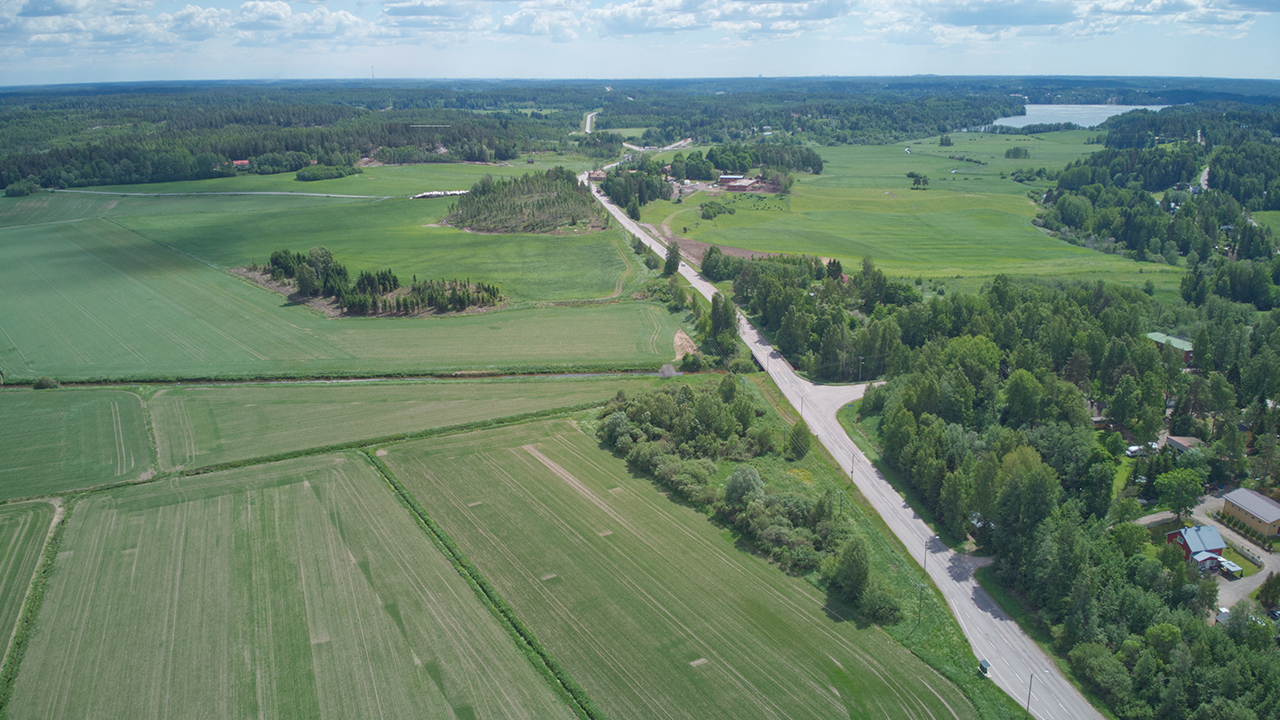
[597,379,901,623]
[264,246,501,315]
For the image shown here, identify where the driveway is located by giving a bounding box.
[1142,495,1280,608]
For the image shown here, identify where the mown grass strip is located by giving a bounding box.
[361,451,606,720]
[180,400,612,478]
[0,501,70,718]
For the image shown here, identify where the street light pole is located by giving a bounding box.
[859,356,864,382]
[1025,673,1035,718]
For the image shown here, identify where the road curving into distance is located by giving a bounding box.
[583,170,1105,720]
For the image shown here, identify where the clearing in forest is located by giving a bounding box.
[0,389,152,500]
[6,453,575,720]
[383,419,976,720]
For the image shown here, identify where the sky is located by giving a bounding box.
[1,0,1277,86]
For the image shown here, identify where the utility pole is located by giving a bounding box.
[858,356,864,382]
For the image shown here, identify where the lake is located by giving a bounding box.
[993,104,1169,128]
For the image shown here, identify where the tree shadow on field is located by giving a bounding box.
[820,588,873,630]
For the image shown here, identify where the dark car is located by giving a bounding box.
[1269,609,1280,621]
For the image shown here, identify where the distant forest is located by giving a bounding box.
[2,77,1279,190]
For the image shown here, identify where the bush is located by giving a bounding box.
[679,352,705,372]
[296,165,360,181]
[4,179,40,197]
[32,377,59,390]
[859,581,903,624]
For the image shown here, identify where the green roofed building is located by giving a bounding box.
[1147,332,1193,363]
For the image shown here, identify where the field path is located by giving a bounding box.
[585,169,1105,720]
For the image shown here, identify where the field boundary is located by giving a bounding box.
[362,451,605,720]
[0,500,70,717]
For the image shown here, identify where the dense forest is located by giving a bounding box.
[264,246,501,315]
[1038,104,1280,310]
[4,78,1278,191]
[447,167,603,233]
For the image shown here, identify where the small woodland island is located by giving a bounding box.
[446,166,605,233]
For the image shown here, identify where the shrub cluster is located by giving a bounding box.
[448,167,601,233]
[295,164,360,181]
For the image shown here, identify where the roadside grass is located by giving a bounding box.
[382,417,983,720]
[150,375,699,471]
[836,402,968,551]
[115,197,629,302]
[0,218,679,382]
[5,453,579,720]
[0,502,55,665]
[0,389,152,501]
[973,567,1121,720]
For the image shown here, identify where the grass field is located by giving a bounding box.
[7,453,576,720]
[0,389,152,500]
[383,419,978,720]
[0,502,54,662]
[151,375,704,471]
[650,133,1182,297]
[0,191,368,229]
[114,197,631,302]
[83,155,597,197]
[0,218,679,382]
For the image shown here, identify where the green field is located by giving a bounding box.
[0,502,54,660]
[151,375,703,471]
[114,197,631,302]
[7,453,576,720]
[0,389,152,500]
[0,191,367,230]
[0,218,679,382]
[84,155,596,197]
[383,420,977,720]
[650,133,1182,297]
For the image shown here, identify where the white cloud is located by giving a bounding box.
[499,0,587,40]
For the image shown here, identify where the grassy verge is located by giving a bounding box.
[974,567,1120,720]
[362,451,604,720]
[837,401,968,551]
[0,501,70,716]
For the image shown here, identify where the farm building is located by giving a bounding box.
[588,170,606,182]
[1166,436,1205,454]
[1165,525,1225,562]
[1223,488,1280,537]
[724,178,759,192]
[717,175,744,185]
[1147,332,1193,363]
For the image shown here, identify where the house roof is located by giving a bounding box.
[1147,332,1193,353]
[1166,436,1204,452]
[1192,551,1218,563]
[1225,488,1280,525]
[1168,525,1225,554]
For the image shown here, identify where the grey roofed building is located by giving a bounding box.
[1223,488,1280,536]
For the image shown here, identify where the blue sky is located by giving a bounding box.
[1,0,1277,85]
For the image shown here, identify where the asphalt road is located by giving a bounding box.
[585,175,1105,720]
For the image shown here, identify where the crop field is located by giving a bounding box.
[0,502,54,659]
[7,453,576,720]
[0,191,366,230]
[0,218,678,382]
[86,155,597,197]
[116,197,631,302]
[151,375,703,471]
[645,133,1181,296]
[383,419,977,720]
[0,389,152,500]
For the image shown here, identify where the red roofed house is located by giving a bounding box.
[1165,525,1226,570]
[232,160,250,168]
